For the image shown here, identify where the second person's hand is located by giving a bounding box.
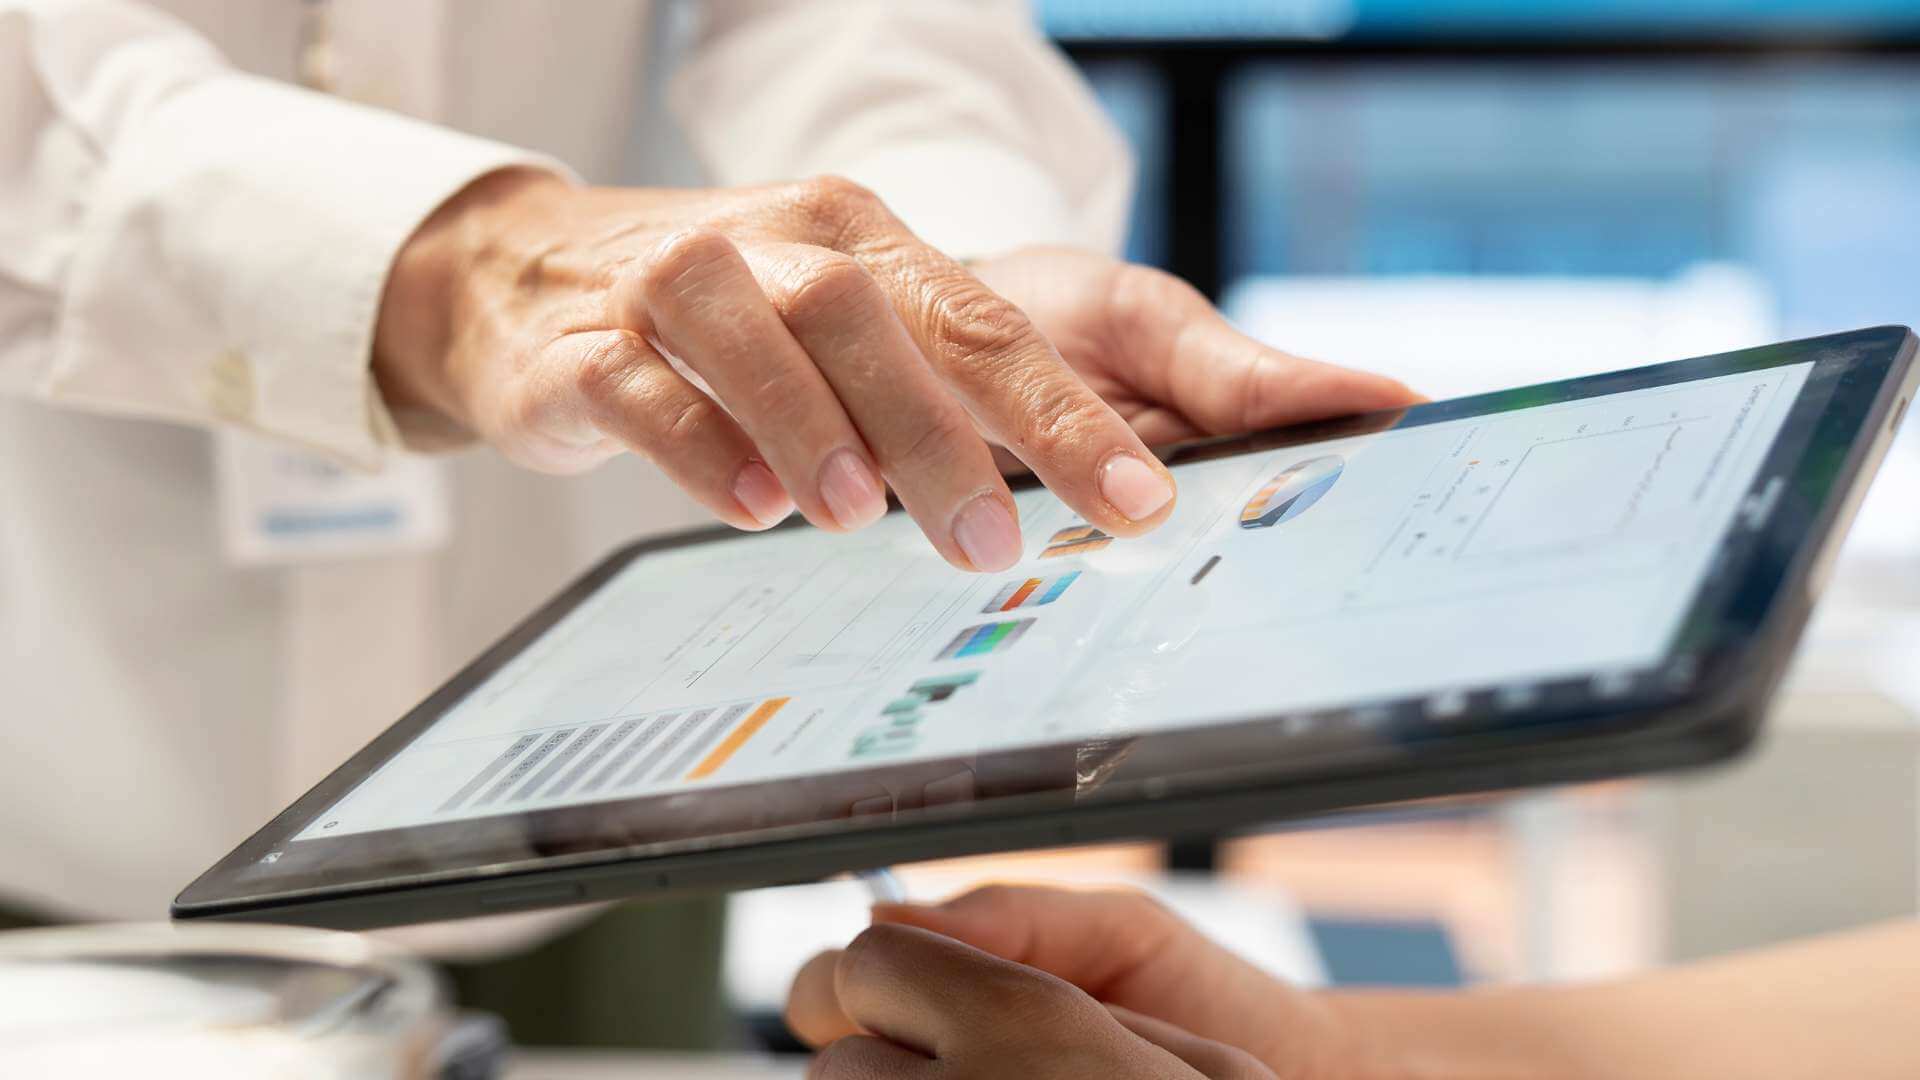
[787,885,1365,1080]
[788,921,1277,1079]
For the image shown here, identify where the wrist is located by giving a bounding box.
[372,166,570,447]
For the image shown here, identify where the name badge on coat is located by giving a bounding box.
[216,431,451,565]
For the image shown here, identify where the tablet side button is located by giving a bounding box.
[476,883,584,911]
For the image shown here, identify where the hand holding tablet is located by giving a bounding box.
[178,327,1916,929]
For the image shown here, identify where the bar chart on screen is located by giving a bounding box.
[680,697,787,780]
[850,672,981,758]
[935,618,1036,660]
[982,571,1081,613]
[1041,523,1113,558]
[424,695,796,820]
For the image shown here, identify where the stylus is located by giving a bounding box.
[858,866,907,905]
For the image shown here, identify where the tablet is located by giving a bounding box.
[176,326,1917,928]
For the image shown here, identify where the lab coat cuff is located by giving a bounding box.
[46,72,571,468]
[837,139,1098,262]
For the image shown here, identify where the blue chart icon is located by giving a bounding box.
[1239,455,1344,529]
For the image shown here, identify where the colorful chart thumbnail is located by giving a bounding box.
[1240,455,1344,529]
[899,671,980,704]
[935,618,1034,660]
[852,672,981,759]
[982,571,1080,613]
[1041,523,1112,558]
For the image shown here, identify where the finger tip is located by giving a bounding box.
[1097,451,1176,527]
[826,498,889,533]
[732,460,795,527]
[1099,488,1179,537]
[951,492,1023,571]
[724,510,783,533]
[733,512,789,532]
[1382,376,1426,405]
[802,507,862,535]
[961,549,1021,574]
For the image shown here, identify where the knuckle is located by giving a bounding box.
[660,391,725,446]
[992,967,1097,1030]
[570,332,647,410]
[1018,379,1106,456]
[927,283,1033,368]
[780,253,879,326]
[792,174,885,228]
[643,226,738,299]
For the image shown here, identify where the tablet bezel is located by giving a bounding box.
[174,326,1917,928]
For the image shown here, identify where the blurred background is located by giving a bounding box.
[715,0,1920,1047]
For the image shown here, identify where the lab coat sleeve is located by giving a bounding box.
[0,0,561,466]
[668,0,1135,262]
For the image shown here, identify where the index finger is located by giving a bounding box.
[799,180,1178,537]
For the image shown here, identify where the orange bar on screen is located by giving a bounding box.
[687,697,790,780]
[1002,578,1041,610]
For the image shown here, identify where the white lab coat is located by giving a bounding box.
[0,0,1131,931]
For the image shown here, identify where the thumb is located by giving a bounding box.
[1115,267,1420,435]
[871,884,1185,1001]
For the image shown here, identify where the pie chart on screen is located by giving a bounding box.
[1239,454,1344,529]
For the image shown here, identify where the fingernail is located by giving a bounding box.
[819,448,886,530]
[1099,452,1174,522]
[731,460,792,528]
[951,494,1022,572]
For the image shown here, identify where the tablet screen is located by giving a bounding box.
[294,358,1813,843]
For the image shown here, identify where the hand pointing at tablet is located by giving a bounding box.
[373,170,1415,572]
